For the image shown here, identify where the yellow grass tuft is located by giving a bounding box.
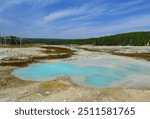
[40,81,70,92]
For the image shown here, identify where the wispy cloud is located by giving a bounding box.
[107,0,148,15]
[0,0,61,13]
[31,0,62,8]
[55,14,150,38]
[17,13,150,39]
[40,2,106,25]
[43,4,91,22]
[44,8,79,22]
[40,0,148,25]
[1,0,150,38]
[0,0,31,13]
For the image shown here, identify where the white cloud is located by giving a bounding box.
[44,9,76,22]
[43,5,90,22]
[16,14,150,39]
[1,0,150,38]
[56,14,150,38]
[107,0,148,15]
[39,0,148,25]
[41,3,106,24]
[119,0,143,6]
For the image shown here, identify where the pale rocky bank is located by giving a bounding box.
[0,45,150,102]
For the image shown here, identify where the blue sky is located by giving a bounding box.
[0,0,150,39]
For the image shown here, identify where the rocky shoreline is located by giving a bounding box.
[78,46,150,61]
[0,46,74,66]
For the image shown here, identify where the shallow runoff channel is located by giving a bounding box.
[12,49,150,89]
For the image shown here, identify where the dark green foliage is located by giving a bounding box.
[22,38,96,45]
[95,32,150,46]
[0,36,20,45]
[23,32,150,46]
[1,32,150,46]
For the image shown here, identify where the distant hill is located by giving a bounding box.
[23,31,150,46]
[95,32,150,46]
[1,31,150,46]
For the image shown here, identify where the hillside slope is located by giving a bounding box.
[24,32,150,46]
[1,32,150,46]
[95,32,150,46]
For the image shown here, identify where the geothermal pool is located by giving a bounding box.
[12,52,150,88]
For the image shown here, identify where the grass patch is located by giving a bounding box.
[40,81,70,92]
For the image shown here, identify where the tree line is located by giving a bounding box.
[1,32,150,46]
[23,32,150,46]
[0,36,20,45]
[95,32,150,46]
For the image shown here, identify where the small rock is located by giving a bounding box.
[40,91,51,96]
[45,91,51,95]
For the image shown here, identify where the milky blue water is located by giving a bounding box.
[12,53,150,88]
